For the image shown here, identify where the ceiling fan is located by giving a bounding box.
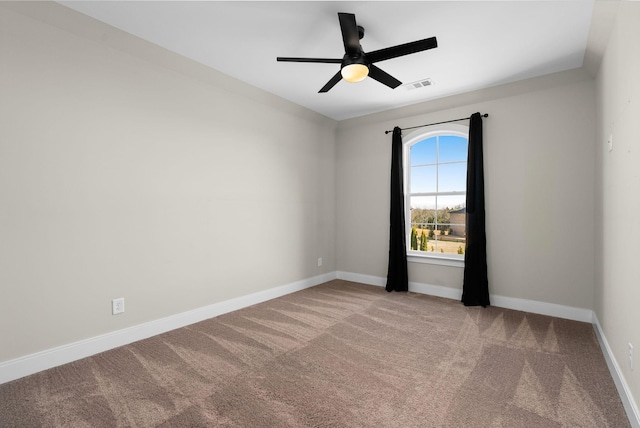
[277,12,438,93]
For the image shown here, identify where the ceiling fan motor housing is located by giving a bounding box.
[342,51,369,69]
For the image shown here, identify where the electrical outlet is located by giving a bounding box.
[112,298,125,315]
[317,257,323,267]
[629,343,634,371]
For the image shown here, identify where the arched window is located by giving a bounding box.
[403,123,468,264]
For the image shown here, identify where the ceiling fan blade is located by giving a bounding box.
[338,12,360,55]
[368,64,402,89]
[277,57,342,64]
[319,71,343,93]
[367,37,438,63]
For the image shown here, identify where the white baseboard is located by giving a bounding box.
[336,271,593,322]
[593,315,640,428]
[336,271,387,288]
[3,268,637,428]
[0,272,337,385]
[490,294,593,323]
[409,280,463,300]
[336,271,461,299]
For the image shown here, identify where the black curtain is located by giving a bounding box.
[386,126,408,292]
[462,113,490,306]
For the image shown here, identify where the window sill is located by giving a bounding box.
[407,252,464,268]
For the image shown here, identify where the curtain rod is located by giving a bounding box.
[384,113,489,134]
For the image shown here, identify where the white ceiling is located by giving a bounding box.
[59,1,596,121]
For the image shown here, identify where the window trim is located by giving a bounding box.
[403,123,469,266]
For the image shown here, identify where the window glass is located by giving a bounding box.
[410,137,436,166]
[438,135,467,163]
[410,166,437,193]
[405,126,468,258]
[438,163,467,192]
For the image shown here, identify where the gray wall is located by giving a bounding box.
[336,69,597,309]
[0,3,337,362]
[594,1,640,411]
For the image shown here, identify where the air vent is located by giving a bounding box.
[403,78,434,91]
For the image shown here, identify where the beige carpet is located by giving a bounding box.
[0,280,629,427]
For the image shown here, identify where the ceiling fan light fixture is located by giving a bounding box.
[341,63,369,83]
